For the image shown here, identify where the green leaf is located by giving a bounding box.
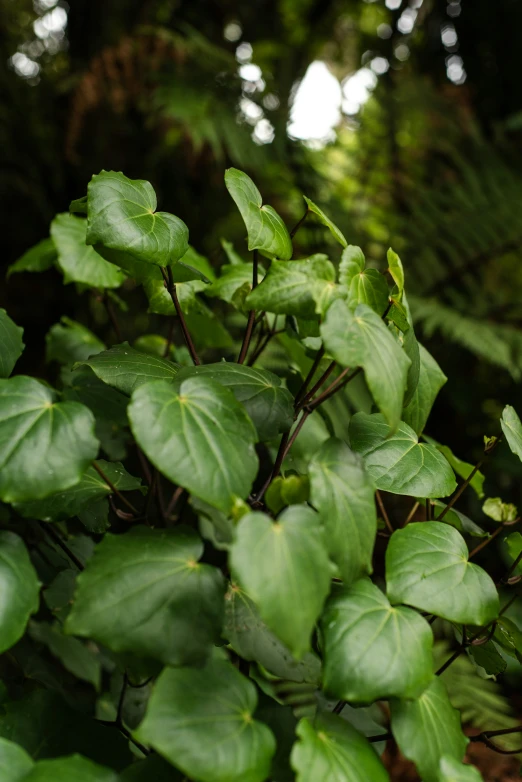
[437,756,482,782]
[322,579,433,703]
[225,168,292,260]
[206,264,255,306]
[78,344,179,396]
[51,214,125,288]
[86,171,189,267]
[0,532,39,653]
[423,436,484,499]
[390,678,468,782]
[121,755,184,781]
[14,461,140,523]
[0,376,98,503]
[135,658,276,782]
[501,405,522,462]
[302,196,347,247]
[321,301,411,432]
[505,531,522,575]
[309,438,376,584]
[402,344,447,435]
[0,737,33,781]
[387,299,410,332]
[128,377,258,513]
[347,269,389,316]
[386,521,499,624]
[0,310,24,378]
[350,413,457,498]
[7,238,57,278]
[45,318,105,365]
[483,496,517,522]
[61,367,128,426]
[493,616,522,662]
[230,506,331,658]
[175,362,293,441]
[221,238,246,265]
[290,713,390,782]
[339,245,365,288]
[387,248,404,299]
[23,755,117,781]
[467,640,507,676]
[401,298,420,406]
[65,526,225,666]
[223,585,321,684]
[69,194,88,214]
[246,255,339,318]
[430,500,487,538]
[29,621,101,690]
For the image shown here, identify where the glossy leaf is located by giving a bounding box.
[176,362,293,441]
[0,737,33,781]
[65,526,225,666]
[86,171,189,266]
[0,310,24,378]
[386,522,499,624]
[246,255,339,318]
[350,413,457,498]
[230,506,331,658]
[321,301,411,431]
[206,263,255,306]
[303,196,347,247]
[225,168,292,260]
[51,214,124,288]
[467,640,506,676]
[128,377,258,512]
[0,532,40,653]
[387,248,404,299]
[309,438,376,584]
[0,376,98,503]
[501,405,522,462]
[223,585,321,684]
[7,238,57,278]
[45,318,105,365]
[347,268,389,315]
[437,756,482,782]
[322,579,433,703]
[290,713,390,782]
[339,245,365,288]
[402,344,447,434]
[390,678,468,782]
[401,300,420,406]
[78,344,179,396]
[135,658,276,782]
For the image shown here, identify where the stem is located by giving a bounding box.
[376,490,393,534]
[143,468,158,519]
[237,250,259,364]
[436,461,483,521]
[103,293,122,342]
[297,361,337,411]
[163,319,175,358]
[503,548,522,582]
[116,673,128,726]
[309,367,362,410]
[247,327,284,366]
[402,500,420,527]
[165,486,184,520]
[162,266,201,365]
[468,523,508,559]
[294,346,325,407]
[92,461,139,516]
[425,498,432,521]
[39,523,84,571]
[256,431,290,503]
[290,208,309,239]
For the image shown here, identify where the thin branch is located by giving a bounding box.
[294,346,325,407]
[102,292,123,342]
[247,326,285,366]
[92,461,139,516]
[161,266,201,365]
[402,500,420,527]
[437,439,499,522]
[297,361,337,411]
[309,367,362,410]
[376,490,393,534]
[39,523,84,571]
[290,208,309,239]
[503,548,522,582]
[425,498,432,521]
[238,251,259,364]
[165,486,185,520]
[468,522,512,559]
[255,431,290,504]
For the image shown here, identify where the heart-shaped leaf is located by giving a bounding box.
[65,527,225,666]
[134,658,275,782]
[402,344,447,435]
[86,171,189,267]
[225,168,292,260]
[321,301,411,432]
[346,268,389,316]
[349,413,457,498]
[390,678,468,782]
[229,506,331,658]
[45,318,105,366]
[309,438,376,584]
[176,362,293,441]
[501,405,522,462]
[321,579,433,703]
[78,344,179,396]
[0,376,98,503]
[0,310,24,378]
[339,245,365,287]
[0,532,40,654]
[302,196,347,247]
[386,522,499,624]
[51,214,125,288]
[290,713,390,782]
[129,377,258,512]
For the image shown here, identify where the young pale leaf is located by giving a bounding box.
[437,756,482,782]
[302,196,347,247]
[386,522,499,625]
[78,343,179,396]
[290,713,390,782]
[51,214,125,289]
[175,362,293,441]
[86,171,189,266]
[45,318,105,366]
[7,237,57,278]
[483,496,517,522]
[229,506,331,659]
[129,377,258,512]
[402,344,447,434]
[423,436,484,499]
[23,755,118,781]
[347,268,389,316]
[321,579,433,703]
[0,737,33,780]
[65,527,225,666]
[321,301,411,432]
[387,248,404,299]
[0,376,98,503]
[0,532,40,654]
[501,405,522,462]
[225,168,292,260]
[309,438,376,584]
[135,659,275,782]
[339,245,365,288]
[0,310,24,378]
[224,585,322,684]
[246,255,339,318]
[14,461,140,523]
[350,413,456,498]
[390,678,468,782]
